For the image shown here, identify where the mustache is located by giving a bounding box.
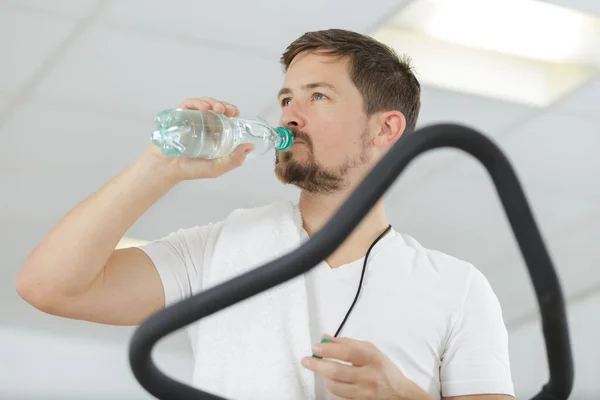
[290,129,311,145]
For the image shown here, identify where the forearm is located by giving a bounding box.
[17,150,177,302]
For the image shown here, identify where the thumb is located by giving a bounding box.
[239,143,256,159]
[224,143,255,168]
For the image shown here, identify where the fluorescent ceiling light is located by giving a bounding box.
[391,0,600,64]
[116,237,149,249]
[371,0,600,107]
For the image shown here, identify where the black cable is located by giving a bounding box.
[334,224,392,338]
[129,123,574,400]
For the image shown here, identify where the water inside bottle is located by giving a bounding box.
[152,109,237,158]
[151,109,293,159]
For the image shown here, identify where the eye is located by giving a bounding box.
[281,97,291,107]
[313,93,326,101]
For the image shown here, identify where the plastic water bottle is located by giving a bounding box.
[150,109,294,159]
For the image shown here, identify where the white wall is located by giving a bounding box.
[1,295,598,400]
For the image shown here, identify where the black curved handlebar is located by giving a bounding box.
[129,123,574,400]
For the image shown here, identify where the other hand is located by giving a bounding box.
[302,334,411,400]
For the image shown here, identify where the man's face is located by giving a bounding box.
[274,51,374,194]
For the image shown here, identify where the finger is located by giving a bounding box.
[222,144,254,167]
[178,97,226,114]
[302,357,361,383]
[320,334,361,346]
[329,395,350,400]
[324,378,361,400]
[322,334,359,344]
[313,340,378,367]
[322,333,338,342]
[232,143,255,159]
[220,101,240,117]
[177,97,211,111]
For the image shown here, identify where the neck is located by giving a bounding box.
[298,187,390,246]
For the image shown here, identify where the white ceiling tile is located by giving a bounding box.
[491,112,600,198]
[507,315,549,398]
[0,0,98,19]
[0,92,10,113]
[542,225,600,311]
[484,208,600,324]
[99,0,408,53]
[0,102,152,171]
[543,0,600,15]
[379,146,464,194]
[385,150,597,272]
[387,172,518,268]
[509,293,600,399]
[381,86,538,189]
[0,7,76,92]
[32,24,284,118]
[538,212,600,300]
[448,152,598,240]
[417,85,535,135]
[0,170,119,225]
[484,252,539,324]
[553,75,600,117]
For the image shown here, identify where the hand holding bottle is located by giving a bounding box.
[16,96,263,326]
[144,97,256,182]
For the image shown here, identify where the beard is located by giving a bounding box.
[274,128,371,195]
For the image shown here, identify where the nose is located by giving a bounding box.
[279,101,307,130]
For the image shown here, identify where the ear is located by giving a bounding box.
[372,111,406,149]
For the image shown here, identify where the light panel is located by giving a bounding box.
[371,0,600,106]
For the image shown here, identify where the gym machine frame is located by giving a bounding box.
[129,123,574,400]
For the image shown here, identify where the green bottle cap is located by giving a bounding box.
[275,127,294,150]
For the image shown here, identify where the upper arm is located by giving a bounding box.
[47,224,212,326]
[440,269,514,398]
[47,247,166,326]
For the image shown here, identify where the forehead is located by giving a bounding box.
[283,51,352,86]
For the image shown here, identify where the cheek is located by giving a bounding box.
[313,134,357,166]
[309,112,365,160]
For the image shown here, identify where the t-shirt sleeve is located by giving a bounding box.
[135,224,214,307]
[440,269,515,398]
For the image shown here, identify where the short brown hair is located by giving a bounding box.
[281,29,421,132]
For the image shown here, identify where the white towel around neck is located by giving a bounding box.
[189,200,316,400]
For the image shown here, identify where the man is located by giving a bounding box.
[16,29,514,400]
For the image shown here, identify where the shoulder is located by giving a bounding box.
[394,231,482,287]
[393,232,507,333]
[389,231,499,312]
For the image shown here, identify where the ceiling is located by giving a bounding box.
[1,0,599,355]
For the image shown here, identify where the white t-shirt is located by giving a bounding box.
[137,204,514,399]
